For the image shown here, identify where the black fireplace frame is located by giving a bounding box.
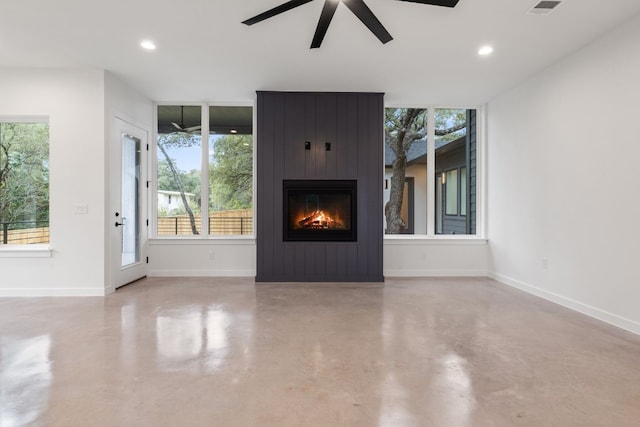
[283,179,357,242]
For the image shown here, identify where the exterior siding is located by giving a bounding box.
[436,147,467,234]
[468,109,477,235]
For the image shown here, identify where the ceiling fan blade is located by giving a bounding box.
[311,0,340,49]
[395,0,460,7]
[242,0,315,26]
[342,0,393,44]
[171,122,183,131]
[184,125,202,132]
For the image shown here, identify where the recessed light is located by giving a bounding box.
[230,129,238,134]
[140,40,156,50]
[478,45,493,56]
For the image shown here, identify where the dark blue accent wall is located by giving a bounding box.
[256,92,384,282]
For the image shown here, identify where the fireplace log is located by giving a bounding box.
[298,211,334,229]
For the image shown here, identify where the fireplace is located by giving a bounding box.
[283,180,357,242]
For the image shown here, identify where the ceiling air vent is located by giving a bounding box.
[528,0,564,15]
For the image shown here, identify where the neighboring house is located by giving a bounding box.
[157,190,196,214]
[384,110,477,235]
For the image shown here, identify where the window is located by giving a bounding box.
[384,108,428,234]
[0,120,49,245]
[156,104,253,237]
[208,106,253,236]
[157,105,202,236]
[435,108,476,235]
[384,107,478,236]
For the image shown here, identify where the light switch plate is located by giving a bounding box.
[75,203,89,214]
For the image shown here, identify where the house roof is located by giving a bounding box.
[384,136,465,167]
[1,1,639,104]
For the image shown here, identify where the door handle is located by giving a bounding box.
[115,217,127,227]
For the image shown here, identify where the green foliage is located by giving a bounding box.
[435,108,466,129]
[384,108,466,144]
[435,108,467,143]
[209,135,252,211]
[157,132,201,149]
[385,108,427,138]
[156,159,178,192]
[157,160,199,191]
[0,122,49,225]
[181,169,201,203]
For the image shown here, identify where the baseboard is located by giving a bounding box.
[148,269,256,277]
[0,288,109,297]
[489,272,640,336]
[384,269,488,277]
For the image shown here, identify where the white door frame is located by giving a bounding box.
[109,117,149,290]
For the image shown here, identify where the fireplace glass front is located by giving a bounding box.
[283,180,357,242]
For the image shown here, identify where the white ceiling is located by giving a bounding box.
[2,0,639,105]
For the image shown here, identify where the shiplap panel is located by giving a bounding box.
[257,91,384,282]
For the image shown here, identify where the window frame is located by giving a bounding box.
[460,166,467,217]
[0,116,52,256]
[444,168,459,216]
[152,102,256,240]
[383,105,485,239]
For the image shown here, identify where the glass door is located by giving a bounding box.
[111,119,148,289]
[120,133,140,267]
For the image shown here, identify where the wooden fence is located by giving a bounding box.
[1,223,49,245]
[1,210,253,244]
[157,209,253,236]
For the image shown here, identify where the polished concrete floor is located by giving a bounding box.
[1,277,640,427]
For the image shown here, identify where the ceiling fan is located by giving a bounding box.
[242,0,460,49]
[171,106,201,134]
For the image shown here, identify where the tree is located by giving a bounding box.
[209,135,252,211]
[157,160,201,214]
[0,122,49,227]
[157,159,179,193]
[435,108,467,143]
[157,133,200,234]
[384,109,467,234]
[384,109,426,234]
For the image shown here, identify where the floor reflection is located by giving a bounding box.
[0,335,52,427]
[429,352,476,427]
[250,283,385,426]
[379,289,478,427]
[378,371,418,427]
[155,305,231,373]
[120,303,137,368]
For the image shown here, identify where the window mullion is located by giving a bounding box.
[426,108,436,237]
[200,104,209,237]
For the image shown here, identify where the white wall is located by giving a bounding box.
[0,69,152,296]
[385,238,487,277]
[487,14,640,334]
[149,239,256,277]
[104,71,154,130]
[0,68,106,295]
[148,238,487,278]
